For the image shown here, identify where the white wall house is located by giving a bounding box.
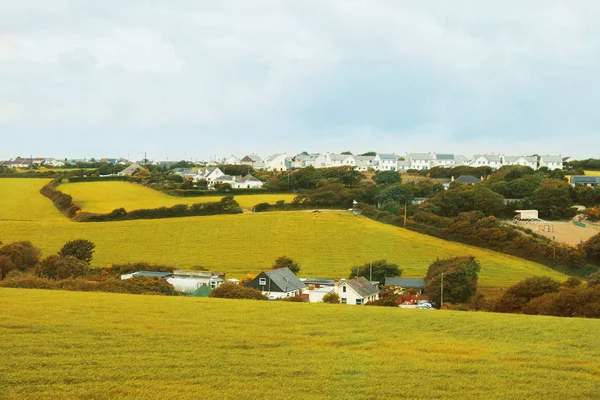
[373,154,398,171]
[232,174,264,189]
[432,153,457,168]
[240,155,265,170]
[407,153,435,170]
[194,167,225,183]
[335,277,380,305]
[539,155,563,170]
[167,270,226,293]
[225,155,241,165]
[354,156,375,171]
[293,154,319,168]
[264,153,288,171]
[470,154,502,170]
[397,160,411,172]
[503,156,537,169]
[303,286,336,303]
[314,154,328,168]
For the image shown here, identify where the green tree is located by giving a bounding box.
[272,256,301,274]
[530,179,573,219]
[0,241,41,271]
[581,232,600,265]
[0,255,16,279]
[359,152,377,157]
[373,171,402,186]
[349,260,402,285]
[36,255,88,280]
[424,256,481,305]
[425,185,504,217]
[493,276,561,314]
[59,239,95,265]
[322,292,340,304]
[375,183,415,206]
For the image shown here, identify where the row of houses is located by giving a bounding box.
[0,157,131,168]
[224,153,567,172]
[122,266,427,306]
[170,167,264,189]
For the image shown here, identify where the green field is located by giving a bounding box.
[1,288,598,399]
[57,181,297,211]
[0,178,567,286]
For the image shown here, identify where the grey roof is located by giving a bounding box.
[407,153,435,160]
[344,277,379,297]
[131,271,173,278]
[385,277,425,288]
[456,175,481,184]
[264,267,306,292]
[265,153,284,162]
[397,160,411,167]
[504,156,537,163]
[473,154,501,162]
[455,155,470,162]
[571,176,600,184]
[541,155,563,163]
[329,153,348,161]
[214,175,234,181]
[377,153,397,160]
[237,174,261,184]
[355,155,375,161]
[435,153,455,160]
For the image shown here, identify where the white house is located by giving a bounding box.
[314,154,329,168]
[246,267,306,299]
[432,153,457,168]
[264,153,288,171]
[407,153,435,170]
[232,174,264,189]
[397,160,411,172]
[354,156,375,171]
[118,163,142,176]
[503,156,537,169]
[166,270,226,293]
[470,154,502,170]
[191,167,225,183]
[293,154,319,168]
[303,286,336,303]
[240,155,265,170]
[225,155,241,165]
[335,277,380,305]
[539,155,563,170]
[373,153,398,171]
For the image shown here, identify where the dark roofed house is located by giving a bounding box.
[246,267,306,299]
[335,277,380,305]
[455,175,481,184]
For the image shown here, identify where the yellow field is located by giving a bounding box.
[57,181,297,211]
[1,288,599,399]
[584,170,600,176]
[0,178,65,221]
[0,178,567,287]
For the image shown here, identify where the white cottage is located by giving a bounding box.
[470,154,502,170]
[539,155,563,170]
[373,154,398,171]
[232,174,264,189]
[503,156,537,169]
[264,153,288,171]
[335,277,380,305]
[407,153,435,170]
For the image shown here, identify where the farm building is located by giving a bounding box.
[246,267,305,299]
[571,176,600,187]
[335,277,379,305]
[385,277,426,295]
[300,278,336,288]
[120,271,173,280]
[301,286,336,303]
[167,270,225,293]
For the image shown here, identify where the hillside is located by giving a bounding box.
[0,178,567,286]
[57,181,297,211]
[1,288,598,399]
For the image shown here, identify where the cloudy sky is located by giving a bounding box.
[1,0,599,161]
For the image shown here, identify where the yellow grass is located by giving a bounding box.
[0,178,567,287]
[0,178,65,221]
[57,181,297,211]
[584,170,600,176]
[1,288,599,399]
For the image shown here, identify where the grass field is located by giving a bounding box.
[57,181,297,211]
[0,178,567,286]
[584,170,600,176]
[1,288,598,399]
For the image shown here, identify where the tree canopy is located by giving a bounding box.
[349,259,402,285]
[424,256,481,305]
[272,256,301,274]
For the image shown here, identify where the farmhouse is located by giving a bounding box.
[335,277,379,305]
[232,174,264,189]
[246,267,306,299]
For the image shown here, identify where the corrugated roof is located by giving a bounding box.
[265,267,306,292]
[385,277,425,288]
[344,277,379,297]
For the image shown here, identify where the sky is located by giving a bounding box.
[1,0,600,161]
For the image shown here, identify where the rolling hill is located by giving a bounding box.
[0,178,567,286]
[1,288,598,399]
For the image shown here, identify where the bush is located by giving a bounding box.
[424,256,481,305]
[0,241,41,271]
[322,292,340,304]
[59,239,95,265]
[209,283,267,300]
[35,255,88,280]
[0,255,17,279]
[523,286,600,318]
[493,276,562,314]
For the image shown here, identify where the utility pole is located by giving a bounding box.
[440,272,444,309]
[553,236,556,261]
[403,201,408,227]
[369,261,372,282]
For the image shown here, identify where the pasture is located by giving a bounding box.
[0,178,65,222]
[1,288,598,399]
[57,180,297,211]
[584,170,600,176]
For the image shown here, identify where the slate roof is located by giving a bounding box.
[397,160,411,167]
[473,154,501,163]
[407,153,435,161]
[329,154,348,161]
[541,155,563,163]
[456,175,481,184]
[264,267,306,292]
[355,156,375,161]
[571,176,600,184]
[265,153,284,162]
[385,277,425,288]
[435,153,455,160]
[131,271,173,278]
[504,156,536,163]
[237,174,261,184]
[344,277,379,297]
[214,175,234,181]
[377,153,397,161]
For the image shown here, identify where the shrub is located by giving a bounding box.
[493,276,561,313]
[523,286,600,318]
[424,256,481,305]
[209,283,267,300]
[0,255,16,279]
[59,239,95,265]
[322,292,340,304]
[35,255,89,280]
[0,241,41,271]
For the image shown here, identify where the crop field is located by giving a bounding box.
[584,170,600,176]
[0,178,566,287]
[1,288,598,400]
[57,181,297,211]
[0,178,65,222]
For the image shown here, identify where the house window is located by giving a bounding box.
[342,286,346,293]
[259,278,266,285]
[356,299,363,305]
[341,298,347,304]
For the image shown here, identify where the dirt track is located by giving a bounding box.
[534,221,600,246]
